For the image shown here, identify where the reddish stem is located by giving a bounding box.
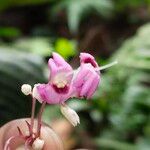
[36,101,46,137]
[25,120,32,136]
[31,97,36,134]
[24,137,32,150]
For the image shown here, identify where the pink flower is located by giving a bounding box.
[73,53,100,99]
[33,52,73,104]
[27,52,117,127]
[33,52,117,104]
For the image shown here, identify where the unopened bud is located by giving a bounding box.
[32,138,45,150]
[21,84,32,95]
[61,105,80,127]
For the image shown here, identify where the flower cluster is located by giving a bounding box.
[4,52,117,150]
[32,52,100,104]
[32,53,101,126]
[22,52,117,127]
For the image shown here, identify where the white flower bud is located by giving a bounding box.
[61,105,80,127]
[21,84,32,95]
[32,138,45,150]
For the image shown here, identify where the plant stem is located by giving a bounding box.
[96,60,118,71]
[31,97,36,134]
[24,137,32,150]
[37,101,46,137]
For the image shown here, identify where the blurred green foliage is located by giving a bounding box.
[55,38,76,59]
[0,27,21,38]
[0,48,46,125]
[0,0,52,11]
[51,0,150,33]
[51,0,113,33]
[13,37,53,56]
[92,23,150,149]
[114,0,150,11]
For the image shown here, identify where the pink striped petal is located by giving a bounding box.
[86,74,100,98]
[48,52,73,81]
[73,63,100,99]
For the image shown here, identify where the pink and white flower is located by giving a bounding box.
[4,52,118,150]
[33,52,73,104]
[32,52,117,126]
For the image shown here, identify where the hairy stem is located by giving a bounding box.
[37,101,46,137]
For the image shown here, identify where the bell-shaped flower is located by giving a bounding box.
[33,52,74,104]
[73,53,117,99]
[60,104,80,126]
[73,63,100,99]
[73,53,100,99]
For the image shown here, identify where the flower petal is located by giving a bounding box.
[52,52,71,68]
[80,53,98,68]
[32,84,45,103]
[48,58,58,75]
[33,83,72,104]
[81,74,100,99]
[48,52,73,82]
[73,64,100,99]
[73,64,92,88]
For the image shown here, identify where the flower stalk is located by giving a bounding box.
[31,97,36,134]
[96,60,118,71]
[4,86,45,150]
[37,101,46,137]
